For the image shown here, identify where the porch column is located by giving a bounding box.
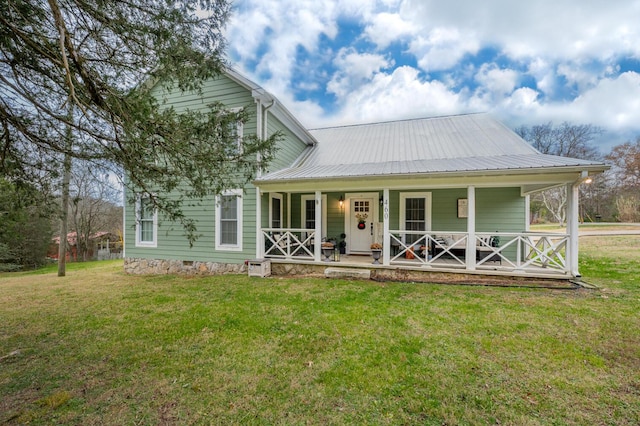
[314,190,322,262]
[466,185,476,271]
[287,193,292,228]
[566,182,580,276]
[383,188,390,266]
[256,187,263,258]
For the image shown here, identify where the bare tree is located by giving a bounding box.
[607,137,640,190]
[68,163,122,261]
[516,122,603,225]
[606,136,640,222]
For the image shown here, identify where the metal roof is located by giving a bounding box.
[257,113,606,182]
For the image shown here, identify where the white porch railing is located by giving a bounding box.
[389,231,570,275]
[261,228,570,276]
[262,228,316,260]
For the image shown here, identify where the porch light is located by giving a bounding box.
[584,176,593,184]
[339,195,344,208]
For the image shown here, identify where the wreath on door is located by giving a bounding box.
[355,213,368,230]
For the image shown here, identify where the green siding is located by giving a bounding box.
[393,187,525,233]
[125,185,258,263]
[126,74,262,264]
[476,187,526,233]
[151,74,258,139]
[325,192,343,240]
[290,193,302,228]
[153,75,255,113]
[264,115,308,174]
[432,188,468,231]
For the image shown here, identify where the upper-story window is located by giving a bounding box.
[222,107,244,157]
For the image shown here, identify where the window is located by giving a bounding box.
[270,193,283,228]
[399,192,431,244]
[304,198,315,229]
[222,108,244,157]
[135,196,157,247]
[216,190,243,251]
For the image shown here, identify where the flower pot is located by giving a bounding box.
[371,249,382,264]
[321,243,335,262]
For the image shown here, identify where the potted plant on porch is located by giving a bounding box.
[338,233,346,254]
[321,241,335,262]
[370,242,382,264]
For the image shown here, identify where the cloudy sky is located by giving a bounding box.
[224,0,640,151]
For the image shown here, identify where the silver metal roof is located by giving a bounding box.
[257,113,606,182]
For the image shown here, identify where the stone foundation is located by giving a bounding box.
[270,262,327,277]
[123,257,576,288]
[124,257,245,276]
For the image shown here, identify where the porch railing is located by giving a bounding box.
[473,232,569,272]
[389,230,569,274]
[261,228,570,275]
[262,228,315,260]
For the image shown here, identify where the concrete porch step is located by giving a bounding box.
[324,267,371,280]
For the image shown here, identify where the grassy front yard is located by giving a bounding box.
[1,236,639,425]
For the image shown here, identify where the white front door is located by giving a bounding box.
[349,198,374,253]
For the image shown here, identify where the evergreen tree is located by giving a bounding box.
[1,0,278,244]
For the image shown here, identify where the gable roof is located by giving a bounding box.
[256,113,607,183]
[224,68,316,146]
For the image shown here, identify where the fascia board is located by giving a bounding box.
[254,167,603,193]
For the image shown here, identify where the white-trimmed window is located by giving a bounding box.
[135,196,157,248]
[270,193,283,229]
[216,189,243,251]
[399,192,432,244]
[223,107,244,157]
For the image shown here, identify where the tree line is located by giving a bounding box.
[516,123,640,224]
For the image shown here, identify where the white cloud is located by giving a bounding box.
[327,48,392,98]
[567,71,640,129]
[363,12,415,48]
[226,0,341,92]
[330,66,463,124]
[402,0,640,62]
[475,64,519,97]
[409,27,480,71]
[224,0,640,149]
[491,72,640,144]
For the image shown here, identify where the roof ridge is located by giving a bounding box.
[308,112,487,131]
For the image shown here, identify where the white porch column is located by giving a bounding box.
[256,187,263,259]
[383,188,390,266]
[566,182,580,276]
[525,195,531,231]
[466,185,476,271]
[287,193,292,228]
[314,190,322,262]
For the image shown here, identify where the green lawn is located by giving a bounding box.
[1,237,639,425]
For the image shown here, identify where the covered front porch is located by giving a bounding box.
[254,179,585,280]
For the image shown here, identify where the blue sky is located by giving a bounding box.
[224,0,640,152]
